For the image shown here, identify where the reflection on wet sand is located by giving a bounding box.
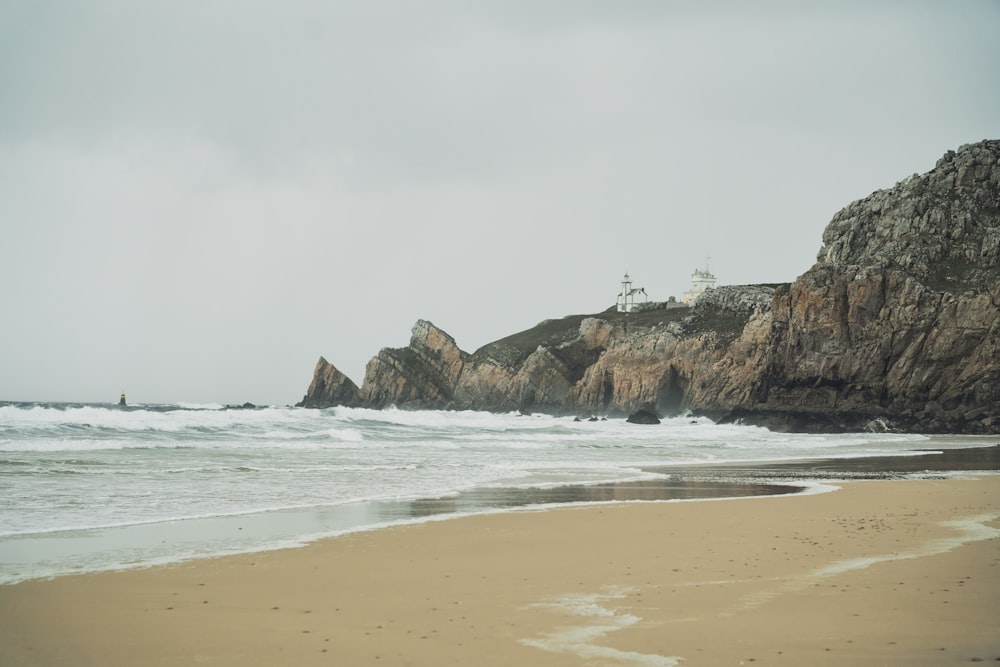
[405,444,1000,520]
[406,478,800,518]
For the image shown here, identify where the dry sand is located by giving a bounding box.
[1,476,998,666]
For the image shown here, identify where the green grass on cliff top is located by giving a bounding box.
[472,305,692,368]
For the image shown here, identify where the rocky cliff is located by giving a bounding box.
[299,140,1000,433]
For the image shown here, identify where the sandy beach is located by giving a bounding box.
[2,475,998,666]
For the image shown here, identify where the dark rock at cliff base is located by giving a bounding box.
[299,140,1000,433]
[715,409,913,434]
[626,409,661,425]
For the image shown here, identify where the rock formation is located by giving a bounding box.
[298,357,360,408]
[299,140,1000,433]
[743,140,1000,432]
[359,320,469,409]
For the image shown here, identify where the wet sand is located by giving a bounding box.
[1,452,998,666]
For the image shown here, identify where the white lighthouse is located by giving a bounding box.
[616,273,648,312]
[681,258,717,304]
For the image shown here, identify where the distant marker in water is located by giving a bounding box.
[119,391,127,406]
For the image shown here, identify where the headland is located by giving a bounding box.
[299,140,1000,435]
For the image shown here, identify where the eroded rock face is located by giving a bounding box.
[359,320,469,409]
[300,140,1000,433]
[296,357,360,408]
[747,140,1000,432]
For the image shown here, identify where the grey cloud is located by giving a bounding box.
[0,1,997,403]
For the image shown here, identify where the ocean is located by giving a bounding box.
[0,401,992,584]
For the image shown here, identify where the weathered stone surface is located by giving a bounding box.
[297,357,360,408]
[741,139,1000,432]
[359,320,469,409]
[299,140,1000,433]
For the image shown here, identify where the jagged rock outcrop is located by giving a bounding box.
[297,357,360,408]
[359,320,469,409]
[300,140,1000,433]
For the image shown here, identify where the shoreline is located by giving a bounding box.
[1,450,998,665]
[1,444,997,586]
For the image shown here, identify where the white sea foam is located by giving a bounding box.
[0,402,993,583]
[522,587,682,666]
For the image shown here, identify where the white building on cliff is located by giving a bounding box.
[616,273,648,312]
[681,259,717,304]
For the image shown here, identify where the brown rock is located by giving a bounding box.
[296,357,360,408]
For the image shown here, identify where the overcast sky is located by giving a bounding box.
[1,1,998,405]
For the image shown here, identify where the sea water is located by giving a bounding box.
[0,401,991,584]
